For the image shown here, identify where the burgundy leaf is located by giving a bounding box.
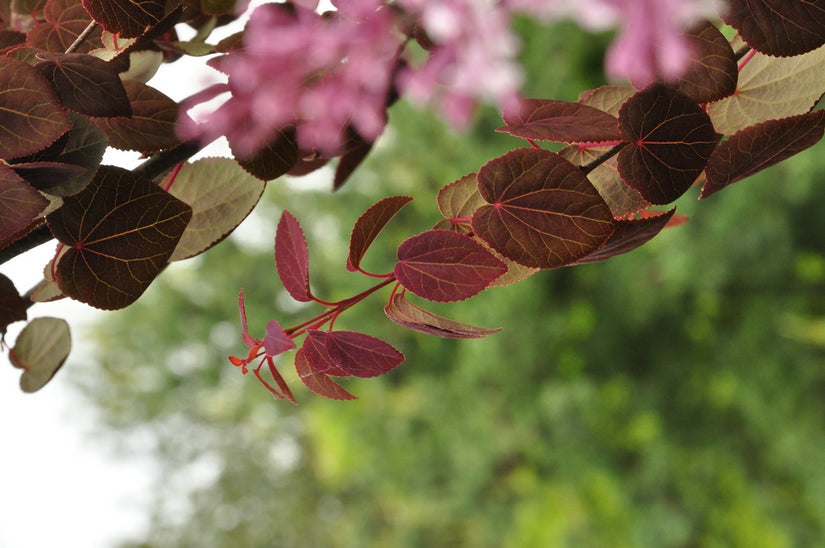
[724,0,825,57]
[46,166,192,310]
[472,148,615,268]
[303,331,347,376]
[324,330,404,378]
[618,85,718,204]
[27,0,103,54]
[498,99,622,143]
[0,273,28,332]
[573,209,676,264]
[232,126,299,181]
[294,348,356,400]
[264,320,295,356]
[384,292,501,339]
[334,138,373,190]
[0,56,71,159]
[347,195,413,272]
[10,162,87,192]
[275,210,312,302]
[35,53,131,117]
[0,165,49,247]
[674,20,738,104]
[82,0,165,38]
[701,111,825,199]
[393,230,507,302]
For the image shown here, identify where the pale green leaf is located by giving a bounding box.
[10,317,71,393]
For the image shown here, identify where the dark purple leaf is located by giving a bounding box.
[36,53,131,117]
[82,0,165,38]
[573,209,676,264]
[674,20,738,103]
[724,0,825,57]
[618,85,718,204]
[0,274,28,333]
[702,111,825,198]
[498,99,622,143]
[472,148,615,268]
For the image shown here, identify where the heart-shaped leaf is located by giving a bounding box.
[701,111,825,198]
[82,0,164,38]
[0,56,71,159]
[36,53,131,117]
[46,166,192,310]
[166,157,266,261]
[9,317,71,393]
[93,80,181,153]
[472,148,615,268]
[27,0,103,54]
[347,195,413,272]
[295,348,356,400]
[264,320,295,356]
[674,20,738,104]
[384,292,501,339]
[394,230,507,302]
[0,274,28,332]
[275,210,312,302]
[498,99,622,143]
[573,209,676,264]
[724,0,825,57]
[706,45,825,135]
[618,85,718,204]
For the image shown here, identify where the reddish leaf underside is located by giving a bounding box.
[618,84,718,205]
[394,230,507,302]
[573,209,676,265]
[46,166,192,310]
[0,165,49,246]
[275,210,312,302]
[294,348,356,400]
[384,292,501,339]
[702,111,825,199]
[82,0,165,38]
[35,53,131,118]
[237,290,256,347]
[264,320,295,356]
[0,56,71,159]
[472,148,615,268]
[0,273,28,332]
[724,0,825,57]
[674,20,738,104]
[347,195,413,272]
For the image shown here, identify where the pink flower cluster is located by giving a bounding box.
[180,0,721,158]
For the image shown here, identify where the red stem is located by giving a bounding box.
[163,162,184,192]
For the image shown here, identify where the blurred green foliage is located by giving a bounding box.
[76,19,825,548]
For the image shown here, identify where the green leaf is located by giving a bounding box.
[707,44,825,135]
[9,317,71,393]
[46,166,192,310]
[0,55,71,158]
[166,157,266,261]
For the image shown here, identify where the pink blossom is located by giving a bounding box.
[180,1,401,157]
[399,0,524,127]
[507,0,720,86]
